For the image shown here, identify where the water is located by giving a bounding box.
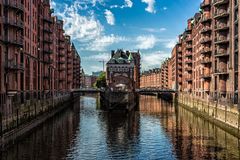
[1,95,240,160]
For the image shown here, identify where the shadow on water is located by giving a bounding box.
[0,98,81,160]
[1,95,240,160]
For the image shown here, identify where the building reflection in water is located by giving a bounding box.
[103,111,140,159]
[1,95,240,160]
[139,95,240,160]
[1,98,81,160]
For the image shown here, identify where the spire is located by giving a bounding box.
[128,52,133,62]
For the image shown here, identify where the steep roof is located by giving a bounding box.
[107,49,130,64]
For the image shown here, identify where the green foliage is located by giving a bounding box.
[94,72,106,88]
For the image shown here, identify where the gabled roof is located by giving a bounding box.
[107,49,130,64]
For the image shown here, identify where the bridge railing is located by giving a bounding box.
[137,88,176,93]
[72,88,104,92]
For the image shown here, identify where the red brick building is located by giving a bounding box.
[170,0,239,106]
[140,68,161,88]
[0,0,81,132]
[140,58,173,90]
[141,0,240,107]
[106,49,141,91]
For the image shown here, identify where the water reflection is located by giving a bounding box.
[1,98,81,160]
[1,95,240,160]
[139,95,240,160]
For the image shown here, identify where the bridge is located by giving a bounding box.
[72,88,176,94]
[72,88,103,94]
[136,88,177,94]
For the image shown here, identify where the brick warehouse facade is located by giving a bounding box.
[140,58,172,89]
[140,0,240,107]
[0,0,81,133]
[107,49,141,91]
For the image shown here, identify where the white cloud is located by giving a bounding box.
[86,34,127,51]
[136,35,157,50]
[90,65,103,71]
[53,1,103,42]
[82,53,111,62]
[164,38,177,49]
[50,0,56,8]
[141,51,169,70]
[104,9,115,25]
[125,0,133,8]
[110,0,133,9]
[141,0,156,13]
[142,27,166,33]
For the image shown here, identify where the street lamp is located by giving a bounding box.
[99,60,105,72]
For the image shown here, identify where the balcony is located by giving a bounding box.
[5,60,24,71]
[185,59,192,64]
[186,44,192,50]
[59,38,65,42]
[215,23,229,32]
[214,36,229,44]
[201,26,212,34]
[59,52,65,57]
[3,0,24,11]
[200,37,212,44]
[59,60,65,64]
[177,48,182,53]
[4,18,24,29]
[43,16,52,23]
[214,68,229,75]
[185,67,192,72]
[201,16,212,24]
[200,58,212,64]
[44,58,53,64]
[186,76,193,82]
[43,27,53,33]
[185,52,192,57]
[4,36,23,46]
[59,43,65,49]
[200,48,212,54]
[214,10,230,19]
[185,28,192,33]
[43,37,53,44]
[177,41,182,45]
[186,36,192,42]
[213,0,229,6]
[215,51,229,57]
[200,72,212,79]
[200,1,211,9]
[43,48,53,54]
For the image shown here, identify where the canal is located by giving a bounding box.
[1,95,240,160]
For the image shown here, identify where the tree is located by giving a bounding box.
[94,72,106,88]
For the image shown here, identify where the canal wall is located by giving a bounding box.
[178,93,240,138]
[0,93,76,149]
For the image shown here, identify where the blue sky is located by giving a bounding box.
[50,0,202,74]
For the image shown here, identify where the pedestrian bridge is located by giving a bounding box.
[136,88,176,94]
[72,88,176,94]
[72,88,103,93]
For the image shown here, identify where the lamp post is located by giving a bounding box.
[99,60,105,72]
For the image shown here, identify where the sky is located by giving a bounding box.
[50,0,202,74]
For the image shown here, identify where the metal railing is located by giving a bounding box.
[3,0,24,10]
